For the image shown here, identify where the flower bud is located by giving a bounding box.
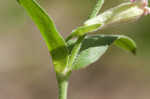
[84,2,150,29]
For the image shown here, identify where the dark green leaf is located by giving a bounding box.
[67,35,136,70]
[17,0,69,73]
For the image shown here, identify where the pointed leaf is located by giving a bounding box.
[17,0,69,73]
[114,35,136,54]
[66,24,102,41]
[67,35,136,70]
[72,24,102,36]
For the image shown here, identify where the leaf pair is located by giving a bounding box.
[17,0,137,74]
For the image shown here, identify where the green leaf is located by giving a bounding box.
[72,24,102,36]
[67,35,136,70]
[114,35,136,54]
[66,0,104,41]
[17,0,69,73]
[66,24,102,41]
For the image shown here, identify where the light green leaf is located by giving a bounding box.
[66,24,102,41]
[17,0,69,73]
[114,35,136,54]
[67,35,136,70]
[66,0,104,41]
[72,24,102,36]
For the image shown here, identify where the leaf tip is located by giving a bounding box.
[132,48,137,55]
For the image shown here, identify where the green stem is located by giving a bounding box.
[68,35,85,68]
[66,0,104,67]
[56,73,70,99]
[58,80,68,99]
[66,0,104,41]
[89,0,104,19]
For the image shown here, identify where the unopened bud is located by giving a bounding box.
[85,2,149,29]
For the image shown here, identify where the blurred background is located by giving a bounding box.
[0,0,150,99]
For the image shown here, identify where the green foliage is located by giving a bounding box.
[17,0,138,77]
[67,35,136,70]
[17,0,69,73]
[17,0,138,82]
[16,0,143,99]
[114,35,136,54]
[65,0,104,72]
[66,24,102,41]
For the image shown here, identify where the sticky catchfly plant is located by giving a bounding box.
[16,0,149,99]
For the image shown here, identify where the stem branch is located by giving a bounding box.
[67,0,104,68]
[58,1,104,99]
[89,0,104,19]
